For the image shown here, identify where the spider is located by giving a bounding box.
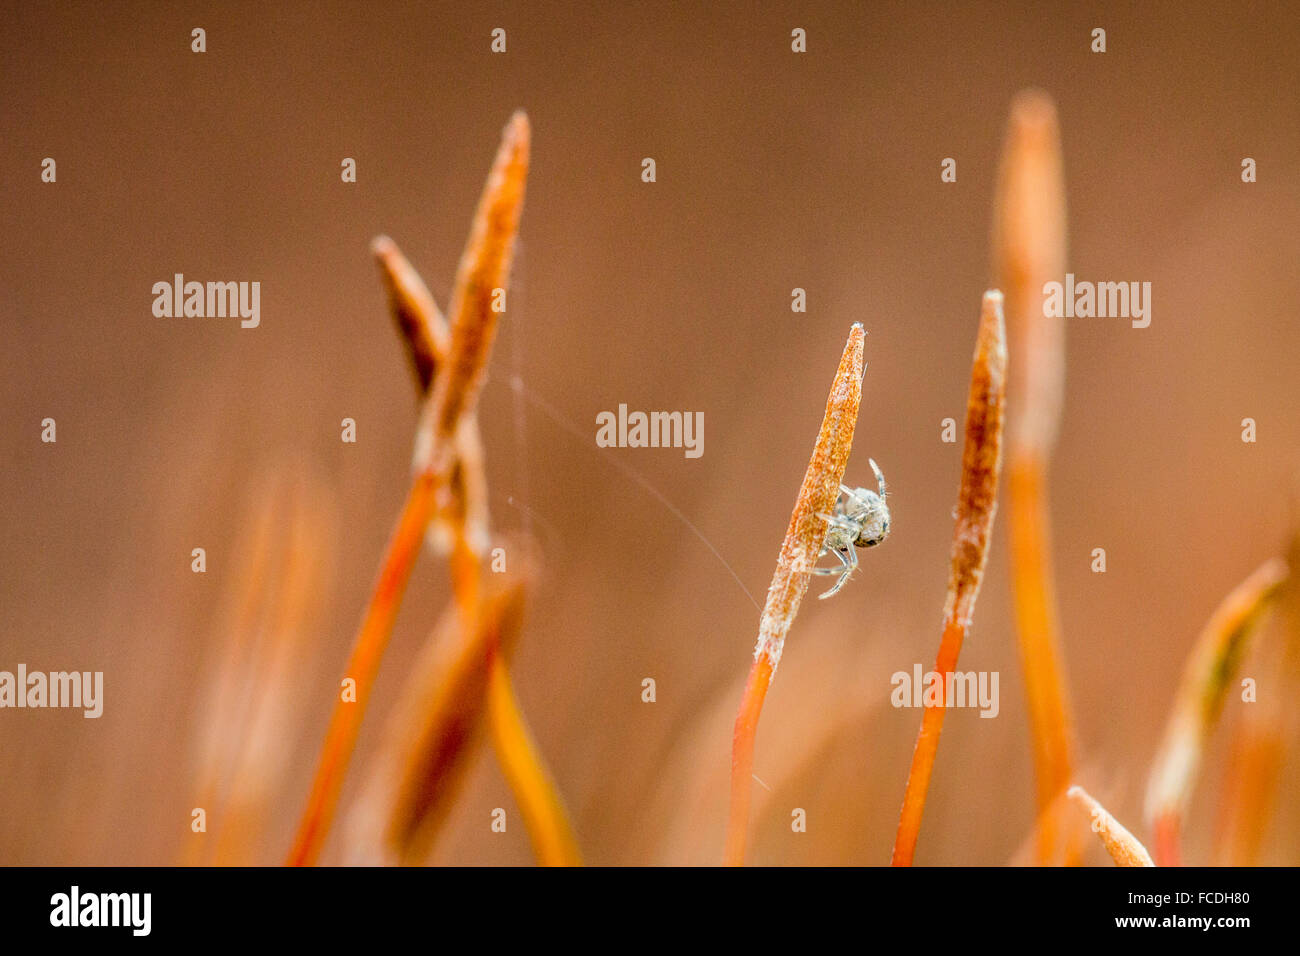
[813,458,891,599]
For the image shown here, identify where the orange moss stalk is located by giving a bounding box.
[1145,557,1288,866]
[385,199,576,863]
[1067,786,1154,867]
[1214,723,1285,866]
[1215,531,1300,865]
[486,651,582,865]
[415,111,530,482]
[345,556,535,865]
[991,90,1077,865]
[373,236,490,555]
[892,291,1007,866]
[371,234,448,393]
[724,324,866,866]
[376,127,577,865]
[187,473,334,866]
[992,91,1066,457]
[286,475,436,866]
[287,113,531,866]
[217,481,334,865]
[185,477,279,866]
[454,526,581,866]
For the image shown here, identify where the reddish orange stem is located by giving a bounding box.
[724,653,775,866]
[1153,813,1181,867]
[286,473,435,866]
[1007,457,1078,864]
[892,291,1005,866]
[892,619,966,866]
[485,648,583,866]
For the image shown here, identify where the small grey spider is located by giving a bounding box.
[813,458,891,599]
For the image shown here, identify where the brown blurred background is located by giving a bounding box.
[2,1,1298,865]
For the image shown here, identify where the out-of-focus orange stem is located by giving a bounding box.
[1216,689,1288,865]
[724,653,775,866]
[286,473,435,866]
[1153,814,1180,868]
[993,91,1076,866]
[1145,558,1286,866]
[1008,456,1078,864]
[486,648,582,866]
[892,619,966,866]
[453,526,579,867]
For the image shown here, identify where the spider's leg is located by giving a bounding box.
[811,545,852,575]
[819,566,850,599]
[870,457,887,498]
[818,547,856,598]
